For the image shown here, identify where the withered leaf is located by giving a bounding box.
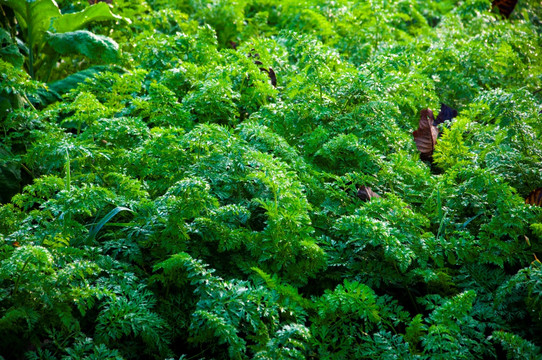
[435,103,458,126]
[492,0,518,18]
[257,67,277,88]
[413,109,438,161]
[267,68,277,87]
[248,51,277,87]
[525,188,542,206]
[357,186,380,202]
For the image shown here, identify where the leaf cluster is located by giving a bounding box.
[1,0,542,359]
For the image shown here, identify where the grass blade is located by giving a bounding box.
[87,206,133,241]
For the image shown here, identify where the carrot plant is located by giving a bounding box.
[1,0,542,359]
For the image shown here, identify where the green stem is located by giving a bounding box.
[22,93,36,111]
[65,149,71,193]
[436,208,448,241]
[26,2,34,79]
[64,149,72,234]
[43,53,59,83]
[20,163,34,179]
[186,346,211,360]
[13,257,32,295]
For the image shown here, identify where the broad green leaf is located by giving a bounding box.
[0,147,22,204]
[0,0,127,50]
[0,0,61,49]
[51,2,128,33]
[46,30,119,63]
[31,65,124,105]
[0,96,11,118]
[0,29,24,68]
[29,86,61,106]
[47,65,124,95]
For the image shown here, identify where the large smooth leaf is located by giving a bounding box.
[0,0,126,50]
[27,65,124,106]
[0,0,60,50]
[0,147,21,204]
[0,29,24,67]
[46,30,119,63]
[29,86,61,106]
[0,96,11,118]
[47,65,124,96]
[51,2,127,33]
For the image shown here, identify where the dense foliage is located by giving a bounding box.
[1,0,542,358]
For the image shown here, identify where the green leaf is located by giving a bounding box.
[29,86,61,106]
[0,0,127,51]
[51,2,129,33]
[0,96,12,119]
[30,65,124,106]
[46,30,119,63]
[87,206,134,241]
[47,65,124,96]
[0,0,61,49]
[0,147,22,204]
[0,29,24,68]
[458,213,482,231]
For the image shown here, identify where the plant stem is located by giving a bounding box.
[20,163,34,179]
[22,93,36,110]
[65,149,71,193]
[13,257,32,295]
[26,2,34,79]
[64,149,72,235]
[43,53,58,83]
[436,208,448,241]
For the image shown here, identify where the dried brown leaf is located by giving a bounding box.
[492,0,518,18]
[526,188,542,206]
[435,103,458,126]
[413,109,438,160]
[357,186,380,202]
